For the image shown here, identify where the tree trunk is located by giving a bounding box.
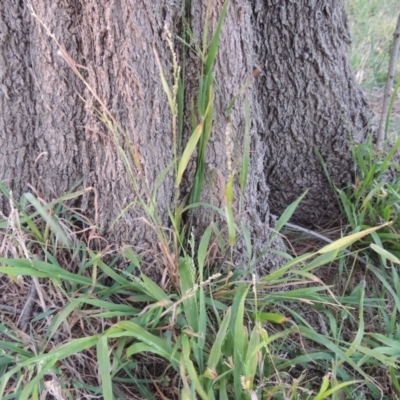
[255,1,372,223]
[0,1,371,272]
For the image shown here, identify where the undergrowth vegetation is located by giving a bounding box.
[346,0,400,89]
[1,1,400,399]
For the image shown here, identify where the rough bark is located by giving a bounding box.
[1,0,178,251]
[0,1,372,272]
[254,1,372,224]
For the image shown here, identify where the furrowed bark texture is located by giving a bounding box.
[0,1,372,272]
[0,1,178,251]
[187,1,285,272]
[253,0,372,223]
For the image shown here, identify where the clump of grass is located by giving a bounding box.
[322,136,400,261]
[2,184,400,398]
[2,1,400,399]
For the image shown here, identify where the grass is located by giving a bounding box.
[346,0,400,138]
[2,190,399,399]
[0,1,400,399]
[346,0,400,89]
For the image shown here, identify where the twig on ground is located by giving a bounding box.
[17,280,38,332]
[0,304,40,317]
[376,12,400,152]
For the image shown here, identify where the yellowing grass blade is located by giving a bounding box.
[318,223,391,254]
[176,122,203,187]
[370,243,400,264]
[154,47,174,112]
[254,312,289,324]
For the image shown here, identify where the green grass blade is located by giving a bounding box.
[154,47,174,112]
[182,335,209,400]
[243,323,260,391]
[23,192,71,247]
[231,285,249,398]
[19,358,58,400]
[206,308,231,377]
[219,377,229,400]
[198,225,213,279]
[204,0,230,75]
[97,336,113,400]
[0,259,96,287]
[315,380,362,400]
[179,256,198,332]
[225,174,236,246]
[197,226,213,373]
[370,243,400,264]
[274,190,308,233]
[46,299,81,342]
[140,273,170,301]
[176,122,203,187]
[116,321,173,361]
[241,222,252,263]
